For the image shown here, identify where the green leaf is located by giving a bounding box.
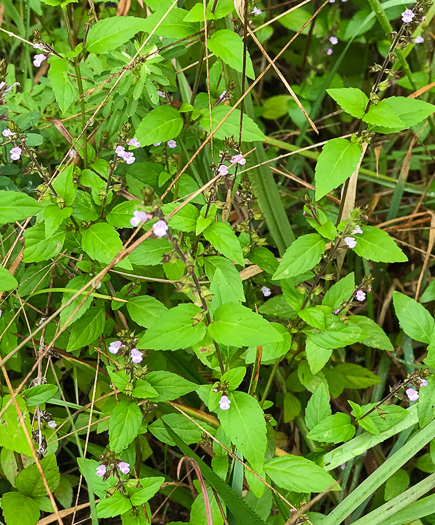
[248,247,279,274]
[393,291,434,344]
[306,314,368,350]
[97,492,132,518]
[306,339,332,375]
[129,477,165,506]
[81,222,132,270]
[137,303,206,350]
[163,202,199,233]
[305,383,331,431]
[323,272,355,310]
[126,296,168,329]
[372,96,435,133]
[205,256,245,305]
[72,190,98,221]
[421,280,435,303]
[0,190,42,223]
[146,371,198,402]
[218,391,266,471]
[0,395,32,455]
[246,324,292,363]
[107,201,142,228]
[15,454,60,497]
[363,100,404,128]
[353,226,407,263]
[53,165,76,206]
[23,384,58,406]
[307,413,355,444]
[86,16,149,54]
[384,469,409,501]
[283,392,302,422]
[203,222,244,266]
[334,363,381,389]
[129,238,172,266]
[109,399,143,452]
[258,296,297,319]
[209,302,283,347]
[264,455,339,493]
[201,105,265,142]
[272,234,326,280]
[1,492,40,525]
[23,223,65,263]
[207,30,254,79]
[43,205,73,238]
[349,316,393,351]
[149,414,214,446]
[0,266,18,292]
[59,274,94,327]
[314,138,362,201]
[78,458,117,498]
[132,379,158,398]
[135,106,184,146]
[417,376,435,428]
[48,57,77,113]
[327,88,368,119]
[66,306,106,352]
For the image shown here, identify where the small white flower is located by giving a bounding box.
[130,348,143,364]
[251,7,262,15]
[108,340,122,354]
[219,394,231,410]
[344,236,357,249]
[128,137,141,147]
[352,225,363,235]
[167,140,177,149]
[329,36,338,45]
[406,388,419,401]
[419,378,428,387]
[401,9,414,23]
[118,461,130,474]
[48,420,57,429]
[10,146,22,161]
[329,0,335,3]
[230,153,246,166]
[123,152,136,165]
[68,149,77,158]
[115,145,126,158]
[415,36,424,44]
[2,128,13,137]
[153,220,169,237]
[130,210,148,227]
[218,164,229,176]
[261,286,272,297]
[96,464,107,477]
[355,290,366,302]
[33,53,47,67]
[33,43,44,49]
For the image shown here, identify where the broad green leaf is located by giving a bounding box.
[305,383,331,431]
[327,88,368,119]
[306,339,332,375]
[353,226,407,263]
[1,492,40,525]
[201,105,265,142]
[48,57,77,113]
[190,486,225,525]
[16,454,60,497]
[273,234,325,280]
[248,247,279,274]
[51,165,76,204]
[0,190,42,223]
[109,399,143,452]
[314,138,362,201]
[334,363,381,389]
[349,316,393,351]
[384,469,409,501]
[78,458,117,498]
[298,306,327,330]
[72,190,98,221]
[363,100,404,128]
[246,324,291,363]
[66,306,106,352]
[126,295,168,329]
[393,291,434,344]
[59,274,94,327]
[163,202,199,233]
[23,223,65,263]
[258,295,297,319]
[205,256,245,305]
[421,280,435,303]
[129,238,172,266]
[132,379,158,398]
[417,375,435,428]
[203,222,244,266]
[23,384,58,406]
[137,303,206,350]
[135,106,183,146]
[149,414,214,446]
[86,16,150,54]
[298,360,328,393]
[207,30,254,79]
[372,96,435,133]
[146,371,198,402]
[184,0,233,21]
[97,492,132,518]
[43,205,73,238]
[0,266,18,291]
[129,477,165,506]
[305,314,368,350]
[81,222,132,270]
[262,95,291,119]
[0,395,32,455]
[218,391,266,471]
[264,455,339,493]
[283,392,301,422]
[209,302,283,347]
[323,272,355,310]
[107,201,142,228]
[307,413,355,444]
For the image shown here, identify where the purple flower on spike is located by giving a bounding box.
[406,388,419,401]
[251,7,262,15]
[261,286,272,297]
[33,54,47,67]
[48,420,57,429]
[218,164,229,176]
[10,147,22,161]
[2,128,13,137]
[68,149,77,158]
[333,309,340,315]
[130,210,148,228]
[153,220,169,237]
[344,236,357,249]
[329,0,335,3]
[96,464,107,477]
[329,36,338,45]
[123,152,136,165]
[167,140,177,149]
[115,145,126,158]
[157,90,166,98]
[327,48,333,56]
[231,153,246,166]
[401,9,414,23]
[130,348,143,364]
[352,225,363,235]
[128,137,141,147]
[33,43,44,50]
[219,394,231,410]
[108,340,122,354]
[419,378,428,387]
[415,36,424,44]
[355,290,366,302]
[118,461,130,475]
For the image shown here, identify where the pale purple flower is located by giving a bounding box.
[401,9,414,23]
[329,0,335,4]
[217,90,227,103]
[115,145,126,157]
[10,147,22,161]
[2,128,13,137]
[108,340,122,354]
[167,140,177,149]
[130,210,148,227]
[33,54,47,67]
[33,43,44,50]
[118,461,130,474]
[0,310,2,318]
[341,0,348,2]
[153,220,169,237]
[48,420,57,429]
[261,286,272,297]
[415,36,424,44]
[130,348,143,364]
[96,464,107,477]
[157,90,166,98]
[218,164,229,176]
[344,236,357,249]
[355,290,366,302]
[406,388,419,401]
[219,394,231,410]
[68,149,77,158]
[123,152,136,165]
[333,309,340,315]
[251,7,262,15]
[231,154,246,166]
[419,378,428,387]
[327,48,333,56]
[329,36,338,45]
[153,142,162,147]
[352,225,363,235]
[128,137,141,147]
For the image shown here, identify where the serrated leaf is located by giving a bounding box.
[203,222,244,266]
[48,57,77,113]
[59,274,94,327]
[23,384,58,406]
[126,295,168,329]
[135,106,183,146]
[307,413,355,444]
[372,96,435,133]
[1,492,40,525]
[0,395,32,455]
[306,314,369,350]
[146,371,198,402]
[201,105,265,142]
[349,316,393,351]
[97,492,132,518]
[129,238,172,266]
[23,223,66,263]
[393,291,434,344]
[107,201,142,228]
[323,272,355,310]
[0,190,42,223]
[149,414,215,445]
[273,234,326,280]
[305,383,331,431]
[81,222,132,270]
[109,399,143,452]
[353,226,407,263]
[327,88,368,119]
[15,454,60,497]
[334,363,381,389]
[66,306,105,352]
[86,16,149,54]
[129,477,165,506]
[363,100,404,128]
[207,30,254,79]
